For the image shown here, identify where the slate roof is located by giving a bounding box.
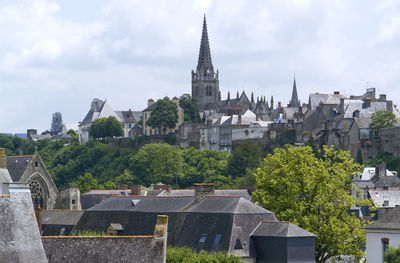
[354,118,372,129]
[7,156,32,182]
[0,168,12,183]
[41,210,84,226]
[143,102,158,112]
[309,93,345,110]
[374,176,400,188]
[364,206,400,230]
[251,221,315,237]
[360,167,395,181]
[115,110,142,123]
[369,190,400,208]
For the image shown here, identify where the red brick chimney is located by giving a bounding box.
[131,185,142,196]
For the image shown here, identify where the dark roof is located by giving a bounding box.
[364,206,400,230]
[251,222,315,237]
[374,176,400,188]
[143,102,158,112]
[169,189,251,200]
[41,210,84,226]
[7,156,32,182]
[80,194,113,210]
[115,110,142,123]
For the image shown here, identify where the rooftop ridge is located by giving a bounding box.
[7,155,33,158]
[42,235,154,239]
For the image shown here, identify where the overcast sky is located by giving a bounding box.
[1,0,400,133]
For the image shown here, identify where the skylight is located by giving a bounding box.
[214,234,222,245]
[199,234,207,243]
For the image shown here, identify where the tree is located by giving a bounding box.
[70,173,99,193]
[228,141,262,179]
[385,243,400,263]
[370,110,397,130]
[356,148,363,164]
[166,247,240,263]
[67,129,79,142]
[179,94,200,123]
[90,116,123,140]
[252,146,374,262]
[147,98,178,134]
[132,144,185,186]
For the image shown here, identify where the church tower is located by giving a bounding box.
[191,15,220,111]
[288,77,300,108]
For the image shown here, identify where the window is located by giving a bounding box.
[234,239,243,249]
[29,180,44,208]
[214,234,222,245]
[35,161,38,167]
[129,124,131,129]
[206,86,212,96]
[199,234,207,243]
[382,238,389,261]
[353,110,360,118]
[60,227,66,236]
[71,200,76,204]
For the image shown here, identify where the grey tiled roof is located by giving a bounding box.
[7,156,32,182]
[251,221,315,237]
[41,210,84,225]
[169,189,251,200]
[364,206,400,230]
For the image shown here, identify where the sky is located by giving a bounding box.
[1,0,400,133]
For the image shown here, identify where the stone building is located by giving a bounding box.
[50,112,63,135]
[142,97,184,136]
[7,148,59,209]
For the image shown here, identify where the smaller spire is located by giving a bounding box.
[270,96,274,110]
[227,92,230,101]
[289,76,300,107]
[236,91,239,100]
[251,92,254,103]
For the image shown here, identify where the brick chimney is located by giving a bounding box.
[194,183,214,202]
[131,185,142,196]
[153,185,172,193]
[0,148,6,169]
[238,113,242,124]
[118,185,128,190]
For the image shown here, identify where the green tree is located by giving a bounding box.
[67,129,79,142]
[228,141,262,179]
[356,148,363,164]
[253,146,374,262]
[70,172,99,193]
[370,110,397,130]
[147,98,178,134]
[90,116,123,140]
[132,144,185,186]
[179,94,200,123]
[115,169,136,186]
[385,243,400,263]
[166,247,240,263]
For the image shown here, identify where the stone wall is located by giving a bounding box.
[42,215,168,263]
[42,236,165,263]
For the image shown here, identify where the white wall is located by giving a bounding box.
[366,230,400,263]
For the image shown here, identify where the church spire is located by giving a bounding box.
[196,15,214,77]
[289,76,300,107]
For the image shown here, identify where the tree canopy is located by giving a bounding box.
[370,110,397,130]
[90,116,123,140]
[167,247,240,263]
[252,146,374,263]
[147,98,179,134]
[179,94,200,123]
[385,243,400,263]
[228,141,262,179]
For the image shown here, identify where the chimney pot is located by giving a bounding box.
[334,91,340,95]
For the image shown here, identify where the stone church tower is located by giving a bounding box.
[192,15,220,111]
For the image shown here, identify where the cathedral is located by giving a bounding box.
[191,16,298,122]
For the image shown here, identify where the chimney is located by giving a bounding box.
[154,215,168,238]
[365,98,371,108]
[131,185,142,196]
[0,148,6,169]
[118,185,128,190]
[238,113,242,124]
[380,94,387,102]
[334,91,340,95]
[194,183,214,202]
[340,98,345,114]
[153,185,172,193]
[256,115,259,121]
[375,163,387,179]
[350,95,355,99]
[148,99,154,107]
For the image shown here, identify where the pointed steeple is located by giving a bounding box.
[270,96,274,110]
[196,15,214,77]
[251,92,254,103]
[227,92,230,101]
[236,91,239,100]
[289,76,300,107]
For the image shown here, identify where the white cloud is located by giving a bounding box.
[1,0,400,133]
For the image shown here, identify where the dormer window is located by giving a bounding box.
[353,110,360,118]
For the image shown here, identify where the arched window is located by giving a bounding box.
[29,180,44,208]
[206,86,212,96]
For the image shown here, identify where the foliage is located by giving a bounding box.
[147,98,179,134]
[228,141,262,179]
[356,148,363,164]
[166,247,240,263]
[385,243,400,263]
[67,129,79,142]
[252,146,374,263]
[90,116,123,140]
[70,173,99,193]
[0,134,32,155]
[366,152,400,174]
[179,94,200,123]
[76,231,108,236]
[370,110,397,130]
[132,144,185,187]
